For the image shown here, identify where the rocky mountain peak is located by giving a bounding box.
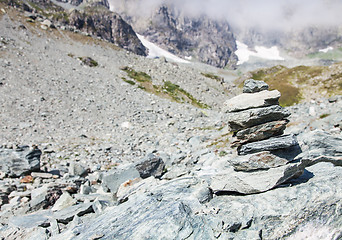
[111,1,238,68]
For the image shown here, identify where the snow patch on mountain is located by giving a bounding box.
[235,41,284,65]
[319,46,333,53]
[136,34,190,64]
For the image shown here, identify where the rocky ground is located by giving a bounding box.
[1,3,342,240]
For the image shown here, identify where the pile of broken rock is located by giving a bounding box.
[227,79,301,162]
[1,80,342,239]
[207,80,305,194]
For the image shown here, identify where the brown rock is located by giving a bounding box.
[20,175,34,183]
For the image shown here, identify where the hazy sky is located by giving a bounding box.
[110,0,342,31]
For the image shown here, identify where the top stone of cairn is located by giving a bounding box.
[243,79,269,93]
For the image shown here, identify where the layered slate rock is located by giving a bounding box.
[0,146,41,177]
[228,105,290,132]
[233,120,289,147]
[226,80,292,150]
[209,80,303,194]
[238,134,298,155]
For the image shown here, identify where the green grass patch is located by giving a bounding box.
[219,151,228,157]
[78,57,98,67]
[319,113,330,119]
[120,66,152,82]
[162,81,209,109]
[121,77,135,85]
[120,66,209,109]
[201,72,224,82]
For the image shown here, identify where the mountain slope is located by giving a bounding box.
[1,0,148,55]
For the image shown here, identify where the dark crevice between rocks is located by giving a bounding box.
[214,190,249,196]
[276,169,315,188]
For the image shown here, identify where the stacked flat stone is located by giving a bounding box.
[224,79,298,156]
[206,79,305,194]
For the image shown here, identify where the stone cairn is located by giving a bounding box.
[224,79,300,171]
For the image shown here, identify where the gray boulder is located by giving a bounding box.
[224,90,280,113]
[54,198,211,240]
[238,134,298,155]
[232,120,288,146]
[135,153,165,179]
[0,146,41,177]
[228,105,290,131]
[48,163,342,239]
[243,79,269,93]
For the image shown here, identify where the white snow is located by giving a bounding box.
[137,34,189,64]
[319,46,333,53]
[235,41,284,65]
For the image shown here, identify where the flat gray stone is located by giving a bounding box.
[243,79,269,93]
[230,151,293,171]
[0,146,41,177]
[53,202,94,224]
[238,135,298,155]
[102,164,140,194]
[232,120,288,146]
[31,172,53,178]
[224,90,280,113]
[9,210,53,228]
[228,105,290,131]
